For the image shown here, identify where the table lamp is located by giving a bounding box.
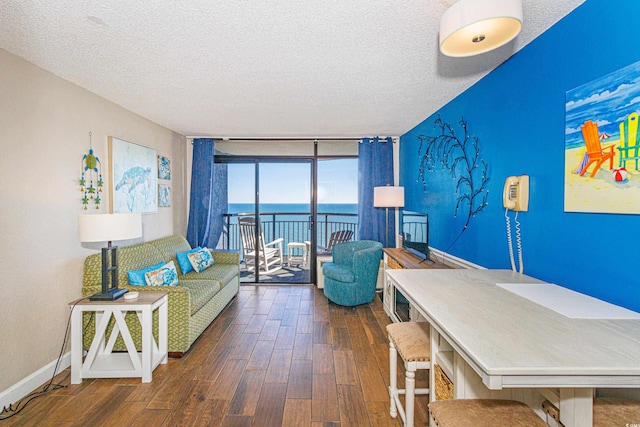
[374,186,404,248]
[78,213,142,301]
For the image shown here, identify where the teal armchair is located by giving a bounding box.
[322,240,383,306]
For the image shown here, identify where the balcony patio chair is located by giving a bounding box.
[318,229,354,255]
[238,217,284,274]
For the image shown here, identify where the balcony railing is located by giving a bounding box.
[220,212,358,256]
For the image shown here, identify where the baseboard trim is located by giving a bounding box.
[0,352,70,410]
[429,248,486,270]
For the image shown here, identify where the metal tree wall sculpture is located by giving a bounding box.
[417,116,490,245]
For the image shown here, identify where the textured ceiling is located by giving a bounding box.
[1,1,584,138]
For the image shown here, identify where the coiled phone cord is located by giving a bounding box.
[505,208,524,274]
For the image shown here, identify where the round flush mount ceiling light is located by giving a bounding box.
[439,0,523,57]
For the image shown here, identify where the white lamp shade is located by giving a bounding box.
[440,0,523,57]
[374,186,405,208]
[78,213,142,243]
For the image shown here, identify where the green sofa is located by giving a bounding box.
[82,234,239,356]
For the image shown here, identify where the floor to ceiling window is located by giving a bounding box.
[214,139,358,285]
[316,158,358,254]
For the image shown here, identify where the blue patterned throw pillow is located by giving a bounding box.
[176,246,201,274]
[144,260,179,287]
[128,262,165,286]
[187,248,215,273]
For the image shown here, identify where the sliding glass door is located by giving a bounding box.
[227,160,313,284]
[215,139,358,285]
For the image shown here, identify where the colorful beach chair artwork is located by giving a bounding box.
[617,112,640,171]
[573,120,615,178]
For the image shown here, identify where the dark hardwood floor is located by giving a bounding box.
[3,285,429,426]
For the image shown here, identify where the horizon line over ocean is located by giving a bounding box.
[225,203,359,247]
[228,203,358,214]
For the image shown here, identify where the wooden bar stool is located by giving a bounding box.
[543,397,640,426]
[386,322,430,427]
[429,397,640,426]
[594,397,640,425]
[428,399,547,427]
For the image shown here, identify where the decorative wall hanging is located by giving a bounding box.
[158,155,171,180]
[417,115,490,247]
[80,131,103,210]
[109,137,158,213]
[158,184,171,207]
[565,59,640,214]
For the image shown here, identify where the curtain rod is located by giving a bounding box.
[186,137,398,142]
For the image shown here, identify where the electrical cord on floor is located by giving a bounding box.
[0,297,93,420]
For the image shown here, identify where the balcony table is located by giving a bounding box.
[287,241,308,267]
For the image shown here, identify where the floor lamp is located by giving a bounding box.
[374,186,404,248]
[78,213,142,301]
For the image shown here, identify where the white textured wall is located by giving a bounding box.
[0,49,187,394]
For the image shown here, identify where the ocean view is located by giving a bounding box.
[228,203,358,215]
[226,203,358,252]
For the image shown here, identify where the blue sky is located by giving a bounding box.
[227,159,358,204]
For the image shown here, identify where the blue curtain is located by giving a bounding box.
[357,138,394,245]
[186,138,216,248]
[211,162,228,249]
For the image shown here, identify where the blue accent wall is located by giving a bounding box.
[400,0,640,311]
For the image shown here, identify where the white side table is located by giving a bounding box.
[316,255,333,289]
[69,291,168,384]
[287,241,308,266]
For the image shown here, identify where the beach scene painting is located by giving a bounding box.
[565,59,640,214]
[109,137,158,213]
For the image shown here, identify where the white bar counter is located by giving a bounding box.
[386,268,640,427]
